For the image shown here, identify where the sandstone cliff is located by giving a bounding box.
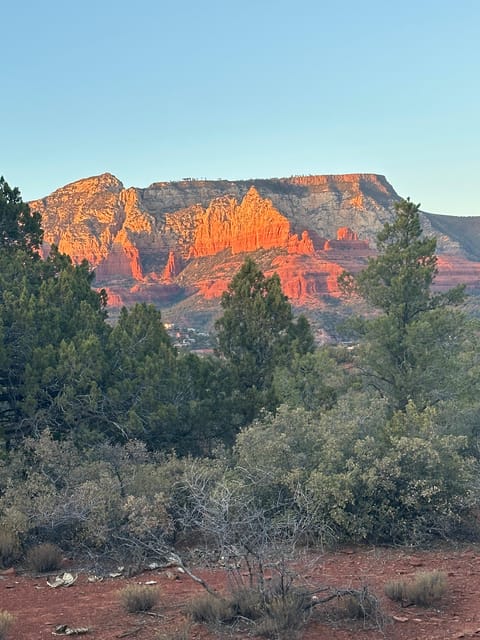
[29,173,480,327]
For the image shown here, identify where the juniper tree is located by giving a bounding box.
[340,198,468,412]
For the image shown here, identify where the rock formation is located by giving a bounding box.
[191,188,292,256]
[337,227,358,241]
[29,172,480,328]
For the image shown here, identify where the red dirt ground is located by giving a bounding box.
[1,545,480,639]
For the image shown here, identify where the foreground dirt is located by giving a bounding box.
[1,545,480,639]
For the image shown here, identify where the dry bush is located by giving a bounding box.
[316,586,386,632]
[187,593,234,625]
[119,584,160,613]
[385,571,447,607]
[336,589,381,621]
[187,585,310,638]
[384,578,406,602]
[257,588,311,639]
[0,611,14,640]
[229,587,264,620]
[25,543,63,572]
[0,530,21,568]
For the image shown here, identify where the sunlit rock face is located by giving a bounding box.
[30,173,480,318]
[190,188,291,256]
[32,173,153,281]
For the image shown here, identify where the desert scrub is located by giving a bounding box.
[335,587,385,627]
[187,586,311,638]
[0,530,21,568]
[385,571,447,607]
[0,611,14,640]
[119,584,160,613]
[256,588,311,639]
[25,543,63,573]
[187,593,234,625]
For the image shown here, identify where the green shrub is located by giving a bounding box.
[25,543,63,572]
[119,584,160,613]
[0,433,181,554]
[0,611,14,640]
[385,571,447,607]
[0,530,21,568]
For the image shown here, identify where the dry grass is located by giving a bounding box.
[257,589,311,639]
[187,593,234,625]
[156,621,192,640]
[0,611,15,640]
[119,584,160,613]
[25,543,63,573]
[187,585,310,638]
[336,589,381,621]
[385,571,447,607]
[230,587,264,620]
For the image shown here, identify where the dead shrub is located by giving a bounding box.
[0,611,14,640]
[385,571,447,607]
[0,530,21,568]
[25,543,63,573]
[119,584,160,613]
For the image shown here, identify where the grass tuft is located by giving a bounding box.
[25,543,63,573]
[119,584,160,613]
[187,593,234,624]
[257,588,311,639]
[385,571,447,607]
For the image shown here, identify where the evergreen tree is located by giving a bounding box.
[104,304,179,447]
[215,258,314,422]
[0,177,43,254]
[340,198,468,411]
[0,180,109,446]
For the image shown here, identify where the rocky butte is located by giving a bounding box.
[30,172,480,333]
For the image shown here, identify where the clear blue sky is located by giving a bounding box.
[2,0,479,215]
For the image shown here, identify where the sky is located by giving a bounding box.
[2,0,479,216]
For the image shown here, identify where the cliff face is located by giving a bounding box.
[191,188,292,256]
[32,173,154,280]
[29,172,480,323]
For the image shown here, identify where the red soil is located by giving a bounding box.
[1,545,480,640]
